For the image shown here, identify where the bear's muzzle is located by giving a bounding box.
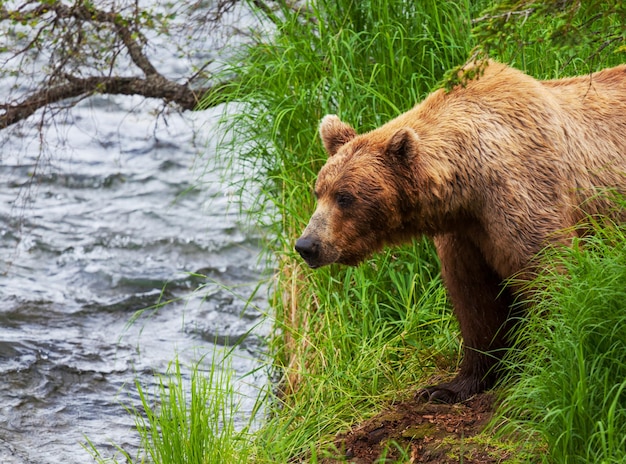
[295,236,322,268]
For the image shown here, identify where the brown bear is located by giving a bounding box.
[295,60,626,403]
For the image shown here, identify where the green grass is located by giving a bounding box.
[495,218,626,463]
[88,1,626,462]
[86,355,253,464]
[250,244,459,462]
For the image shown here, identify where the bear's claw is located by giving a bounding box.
[417,386,459,404]
[417,375,485,404]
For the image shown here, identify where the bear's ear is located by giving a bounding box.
[319,115,357,156]
[386,127,419,162]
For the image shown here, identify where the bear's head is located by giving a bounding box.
[295,115,419,268]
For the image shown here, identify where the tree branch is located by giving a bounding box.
[2,1,160,76]
[0,75,232,129]
[54,2,159,76]
[0,1,254,130]
[472,7,535,25]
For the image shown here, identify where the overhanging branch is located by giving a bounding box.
[0,75,232,129]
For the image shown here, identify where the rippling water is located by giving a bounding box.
[0,96,268,463]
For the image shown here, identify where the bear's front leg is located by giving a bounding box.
[419,232,517,403]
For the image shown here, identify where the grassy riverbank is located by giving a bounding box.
[91,1,626,462]
[214,1,625,462]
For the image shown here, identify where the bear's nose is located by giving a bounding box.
[295,236,319,263]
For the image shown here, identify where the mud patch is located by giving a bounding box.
[322,392,508,463]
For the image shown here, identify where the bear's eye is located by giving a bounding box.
[336,192,355,209]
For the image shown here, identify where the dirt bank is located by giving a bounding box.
[321,392,509,463]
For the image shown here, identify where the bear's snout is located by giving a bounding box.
[295,236,321,267]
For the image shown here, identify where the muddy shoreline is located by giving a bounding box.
[320,392,508,463]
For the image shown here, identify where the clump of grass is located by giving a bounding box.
[496,218,626,463]
[87,356,253,464]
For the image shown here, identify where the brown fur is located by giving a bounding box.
[295,61,626,403]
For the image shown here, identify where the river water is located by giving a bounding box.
[0,93,268,462]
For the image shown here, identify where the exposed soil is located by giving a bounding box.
[320,392,508,463]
